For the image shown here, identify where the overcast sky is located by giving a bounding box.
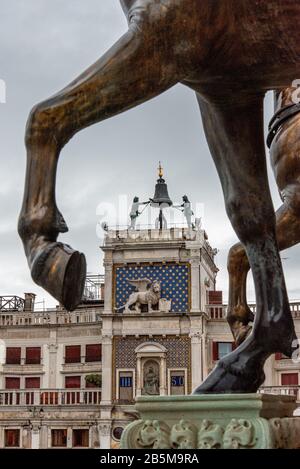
[0,1,299,309]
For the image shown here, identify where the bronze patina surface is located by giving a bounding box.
[19,0,300,393]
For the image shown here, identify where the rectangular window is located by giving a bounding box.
[25,347,41,365]
[208,290,223,305]
[119,372,133,402]
[281,373,299,386]
[65,345,81,364]
[72,429,89,448]
[65,376,81,404]
[25,377,40,405]
[170,371,185,395]
[25,377,40,389]
[5,377,20,389]
[65,376,81,388]
[85,344,102,362]
[5,429,20,448]
[51,429,67,448]
[6,347,21,365]
[212,342,233,361]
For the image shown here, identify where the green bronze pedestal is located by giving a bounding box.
[120,394,300,449]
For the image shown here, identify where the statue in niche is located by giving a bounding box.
[142,362,160,396]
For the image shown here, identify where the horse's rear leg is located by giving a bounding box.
[193,91,297,394]
[227,90,300,346]
[18,29,179,310]
[227,243,253,345]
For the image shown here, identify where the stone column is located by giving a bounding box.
[100,331,113,413]
[190,332,202,391]
[103,261,113,314]
[159,356,167,396]
[136,356,142,397]
[47,344,58,388]
[189,254,201,313]
[202,335,209,379]
[99,423,111,449]
[31,424,41,449]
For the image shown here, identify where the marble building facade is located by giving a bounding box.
[0,226,299,449]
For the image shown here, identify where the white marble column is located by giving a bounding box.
[136,357,142,397]
[103,261,113,314]
[190,332,202,391]
[31,425,41,449]
[99,423,111,449]
[189,256,201,313]
[100,331,113,413]
[47,344,58,388]
[202,335,209,379]
[160,356,167,396]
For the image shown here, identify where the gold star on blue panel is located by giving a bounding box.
[115,264,189,312]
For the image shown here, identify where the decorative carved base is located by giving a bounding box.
[120,394,300,449]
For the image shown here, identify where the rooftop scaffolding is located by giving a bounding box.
[82,274,105,302]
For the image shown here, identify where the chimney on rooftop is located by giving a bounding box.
[24,293,36,312]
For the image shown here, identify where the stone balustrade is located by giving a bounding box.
[0,308,102,326]
[259,386,300,402]
[206,303,300,321]
[0,388,101,406]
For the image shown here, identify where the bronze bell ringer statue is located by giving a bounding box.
[19,0,300,394]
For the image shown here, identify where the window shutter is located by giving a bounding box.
[65,345,81,363]
[65,376,81,388]
[26,347,41,364]
[85,344,102,362]
[51,429,67,448]
[6,347,21,365]
[275,353,282,361]
[25,377,40,389]
[232,342,237,351]
[72,429,89,448]
[212,342,219,361]
[208,291,223,305]
[5,377,20,389]
[5,430,20,448]
[281,373,299,386]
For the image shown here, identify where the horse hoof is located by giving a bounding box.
[192,362,265,394]
[192,345,266,394]
[31,242,86,311]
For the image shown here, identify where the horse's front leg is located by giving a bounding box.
[193,90,297,394]
[18,26,180,311]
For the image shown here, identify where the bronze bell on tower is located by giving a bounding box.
[150,163,173,208]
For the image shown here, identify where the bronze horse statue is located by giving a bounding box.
[19,0,300,394]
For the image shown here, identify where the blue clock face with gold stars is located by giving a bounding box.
[114,263,190,313]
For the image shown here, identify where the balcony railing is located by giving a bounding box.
[0,389,101,406]
[0,309,102,327]
[259,386,300,402]
[207,303,300,320]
